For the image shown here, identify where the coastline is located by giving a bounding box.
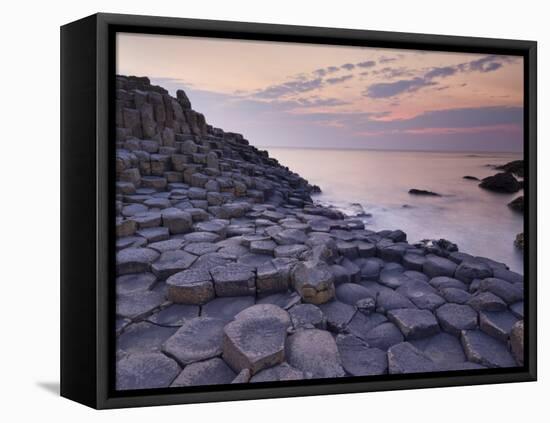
[115,75,524,390]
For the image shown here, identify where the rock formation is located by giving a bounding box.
[114,75,524,389]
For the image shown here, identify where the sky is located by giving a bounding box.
[117,33,524,152]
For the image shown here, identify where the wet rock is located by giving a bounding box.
[336,334,387,376]
[388,308,440,340]
[495,159,524,177]
[363,322,405,351]
[376,290,415,313]
[116,247,160,275]
[291,260,335,304]
[162,210,193,234]
[461,330,517,368]
[429,276,468,291]
[436,303,478,336]
[440,287,473,304]
[211,263,256,297]
[289,303,326,330]
[166,268,215,304]
[116,352,180,390]
[356,297,376,314]
[162,317,225,365]
[286,329,345,378]
[388,342,438,374]
[455,260,493,284]
[250,362,305,382]
[463,175,479,181]
[514,233,524,250]
[201,296,255,322]
[408,189,440,196]
[151,250,197,279]
[423,255,457,278]
[171,357,236,387]
[223,304,291,374]
[510,301,524,319]
[402,254,426,271]
[357,241,376,258]
[508,196,524,213]
[479,172,521,193]
[479,310,518,342]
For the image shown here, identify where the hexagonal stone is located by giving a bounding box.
[388,342,437,374]
[136,226,170,242]
[379,244,407,263]
[162,210,193,234]
[479,310,518,342]
[479,278,523,304]
[289,303,326,330]
[336,334,387,376]
[291,260,335,305]
[147,304,199,327]
[357,241,376,258]
[388,309,440,340]
[363,322,405,350]
[317,300,355,332]
[455,260,493,283]
[184,242,220,256]
[410,293,446,311]
[116,290,165,320]
[358,258,382,280]
[237,253,273,269]
[116,321,178,354]
[148,238,185,253]
[440,287,473,304]
[116,272,157,295]
[423,255,457,278]
[376,290,415,313]
[256,261,286,296]
[250,362,305,382]
[256,291,301,310]
[116,247,160,275]
[402,254,426,271]
[162,317,225,365]
[403,270,429,282]
[429,276,468,291]
[436,303,478,336]
[467,291,507,311]
[510,301,524,319]
[274,244,309,259]
[493,267,523,284]
[410,332,466,368]
[272,228,308,245]
[250,240,277,255]
[378,270,411,289]
[337,241,359,259]
[461,330,517,368]
[116,352,180,390]
[201,296,255,322]
[222,304,291,374]
[510,320,524,365]
[171,357,236,387]
[211,263,256,297]
[151,250,197,279]
[184,231,221,243]
[166,268,214,304]
[335,283,371,305]
[286,329,345,378]
[346,311,387,340]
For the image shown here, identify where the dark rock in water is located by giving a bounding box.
[495,159,524,177]
[479,172,521,193]
[408,189,441,196]
[508,196,524,213]
[515,232,524,250]
[463,175,480,181]
[116,352,180,390]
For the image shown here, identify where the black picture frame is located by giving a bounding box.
[60,12,537,409]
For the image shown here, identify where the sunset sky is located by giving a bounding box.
[117,33,524,152]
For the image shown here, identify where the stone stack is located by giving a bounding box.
[114,76,524,391]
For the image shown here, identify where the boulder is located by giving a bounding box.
[467,291,507,311]
[455,260,493,284]
[423,255,457,278]
[408,189,440,196]
[388,309,440,339]
[222,304,291,374]
[289,303,326,330]
[479,278,523,304]
[291,260,335,304]
[479,172,521,193]
[435,303,478,336]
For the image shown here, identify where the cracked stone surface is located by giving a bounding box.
[114,75,524,389]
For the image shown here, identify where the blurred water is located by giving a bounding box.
[268,148,524,273]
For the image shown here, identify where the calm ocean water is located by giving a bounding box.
[268,148,524,273]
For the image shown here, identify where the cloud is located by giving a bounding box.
[364,77,437,98]
[326,66,340,73]
[357,60,376,68]
[424,66,458,79]
[325,74,354,84]
[379,56,398,63]
[341,63,355,71]
[253,77,323,99]
[467,55,508,73]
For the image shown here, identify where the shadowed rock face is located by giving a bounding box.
[479,172,521,193]
[114,76,524,390]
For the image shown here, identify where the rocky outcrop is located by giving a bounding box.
[495,160,524,178]
[508,196,524,213]
[115,76,524,389]
[479,172,521,193]
[408,189,441,196]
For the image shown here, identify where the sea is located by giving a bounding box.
[267,148,524,274]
